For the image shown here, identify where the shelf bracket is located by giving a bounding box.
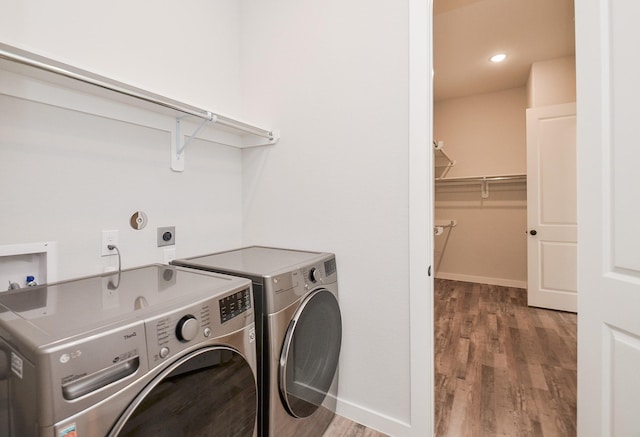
[433,140,456,179]
[481,178,490,198]
[171,112,216,172]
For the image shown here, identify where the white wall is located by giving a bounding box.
[0,0,243,117]
[239,0,417,434]
[0,90,243,280]
[527,56,576,108]
[434,88,528,287]
[0,1,245,278]
[435,88,527,177]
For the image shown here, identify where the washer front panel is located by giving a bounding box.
[110,346,257,437]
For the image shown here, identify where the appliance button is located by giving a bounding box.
[159,347,170,358]
[176,315,199,342]
[203,327,212,337]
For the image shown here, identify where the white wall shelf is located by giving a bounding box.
[435,174,527,198]
[0,43,279,172]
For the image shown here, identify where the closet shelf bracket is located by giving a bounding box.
[433,140,456,167]
[481,179,489,199]
[171,116,280,171]
[434,219,457,237]
[172,113,216,171]
[176,112,216,154]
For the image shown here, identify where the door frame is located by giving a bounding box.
[408,0,434,436]
[423,1,587,437]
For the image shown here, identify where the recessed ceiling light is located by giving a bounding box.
[490,53,507,63]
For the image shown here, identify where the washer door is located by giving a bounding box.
[110,346,256,436]
[279,289,342,418]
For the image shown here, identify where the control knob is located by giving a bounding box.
[309,267,322,283]
[176,315,199,342]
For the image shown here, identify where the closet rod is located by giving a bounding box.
[0,43,274,141]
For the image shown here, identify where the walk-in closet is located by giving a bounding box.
[433,0,578,435]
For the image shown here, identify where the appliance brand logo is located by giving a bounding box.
[123,331,137,340]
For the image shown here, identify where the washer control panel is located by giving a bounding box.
[145,286,253,368]
[219,288,252,323]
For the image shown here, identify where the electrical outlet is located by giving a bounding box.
[157,226,175,247]
[101,230,119,256]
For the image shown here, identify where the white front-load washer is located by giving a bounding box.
[0,264,258,436]
[173,246,342,437]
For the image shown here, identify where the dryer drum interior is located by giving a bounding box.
[111,346,257,437]
[279,289,342,419]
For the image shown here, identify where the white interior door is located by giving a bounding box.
[526,103,577,312]
[576,1,640,435]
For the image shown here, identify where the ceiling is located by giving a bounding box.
[433,0,575,101]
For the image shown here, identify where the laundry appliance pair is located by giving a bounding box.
[173,246,342,437]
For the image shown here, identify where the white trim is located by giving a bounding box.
[435,271,527,289]
[408,0,433,436]
[336,398,410,436]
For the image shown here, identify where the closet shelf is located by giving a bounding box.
[0,43,279,172]
[435,174,526,198]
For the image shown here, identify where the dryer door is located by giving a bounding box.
[279,289,342,418]
[110,346,256,436]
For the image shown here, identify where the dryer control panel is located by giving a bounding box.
[265,255,338,314]
[306,258,337,284]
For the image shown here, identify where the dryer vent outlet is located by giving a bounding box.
[157,226,175,247]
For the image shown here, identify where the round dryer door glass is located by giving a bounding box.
[280,289,342,418]
[111,347,256,436]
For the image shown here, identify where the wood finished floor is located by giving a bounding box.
[323,414,389,437]
[434,279,577,437]
[324,279,576,437]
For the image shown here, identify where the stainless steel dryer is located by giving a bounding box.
[173,246,342,437]
[0,264,258,437]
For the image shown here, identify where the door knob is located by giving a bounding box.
[529,229,537,236]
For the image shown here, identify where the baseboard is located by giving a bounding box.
[434,272,527,289]
[335,398,411,437]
